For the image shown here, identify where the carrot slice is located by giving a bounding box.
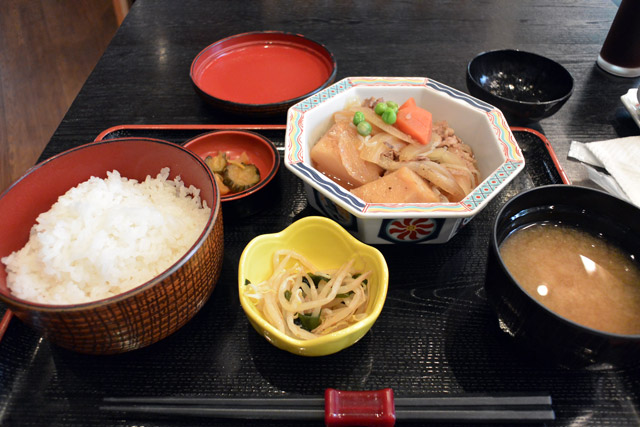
[399,97,417,111]
[396,100,433,145]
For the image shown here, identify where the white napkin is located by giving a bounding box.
[620,88,640,129]
[568,136,640,208]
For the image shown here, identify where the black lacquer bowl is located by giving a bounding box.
[467,49,574,124]
[485,185,640,368]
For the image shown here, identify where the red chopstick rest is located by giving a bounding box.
[324,388,396,427]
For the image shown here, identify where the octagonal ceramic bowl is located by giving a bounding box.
[284,77,525,244]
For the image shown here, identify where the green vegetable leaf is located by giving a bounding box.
[306,273,330,288]
[295,311,322,331]
[336,291,355,298]
[244,279,251,286]
[284,290,292,301]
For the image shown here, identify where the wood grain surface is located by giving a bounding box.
[0,0,119,193]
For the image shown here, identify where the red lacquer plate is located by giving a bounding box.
[190,31,337,116]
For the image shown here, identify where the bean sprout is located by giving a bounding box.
[245,250,371,339]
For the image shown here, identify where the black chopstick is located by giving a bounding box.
[102,390,555,424]
[103,396,326,420]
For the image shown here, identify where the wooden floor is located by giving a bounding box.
[0,0,122,193]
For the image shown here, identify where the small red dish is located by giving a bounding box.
[190,31,337,116]
[183,130,280,217]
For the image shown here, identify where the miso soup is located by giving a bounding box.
[499,222,640,335]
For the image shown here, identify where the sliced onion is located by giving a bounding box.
[446,164,476,195]
[428,148,467,167]
[359,138,388,164]
[359,133,406,164]
[406,161,466,202]
[399,143,435,162]
[333,110,353,124]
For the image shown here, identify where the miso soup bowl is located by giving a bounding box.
[485,184,640,368]
[284,77,525,244]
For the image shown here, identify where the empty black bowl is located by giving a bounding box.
[467,49,574,124]
[485,185,640,368]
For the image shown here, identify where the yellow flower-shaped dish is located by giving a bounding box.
[238,216,389,356]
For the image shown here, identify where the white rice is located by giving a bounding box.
[1,168,211,305]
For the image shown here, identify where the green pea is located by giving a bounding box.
[374,102,388,115]
[386,101,399,112]
[382,109,397,125]
[357,120,372,136]
[353,111,365,125]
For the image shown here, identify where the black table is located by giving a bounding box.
[2,1,640,426]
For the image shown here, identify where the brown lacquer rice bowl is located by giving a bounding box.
[0,138,224,354]
[485,185,640,368]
